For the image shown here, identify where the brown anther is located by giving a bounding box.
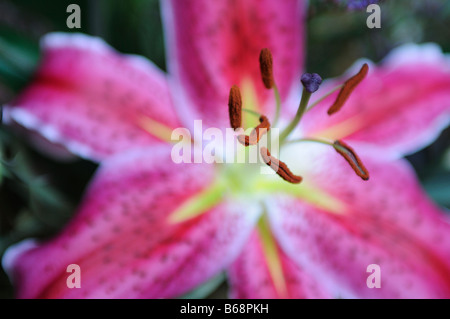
[327,63,369,115]
[260,147,302,184]
[228,85,242,130]
[238,115,271,146]
[333,140,370,181]
[259,48,274,89]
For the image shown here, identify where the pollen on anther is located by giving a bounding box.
[260,147,302,184]
[333,140,370,181]
[228,85,242,130]
[238,115,270,146]
[259,48,274,89]
[328,63,369,115]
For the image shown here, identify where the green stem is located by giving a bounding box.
[284,137,334,147]
[272,85,281,126]
[279,88,311,143]
[242,108,261,117]
[285,137,349,154]
[306,84,343,112]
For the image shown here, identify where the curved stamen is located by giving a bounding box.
[327,63,369,115]
[284,137,370,181]
[333,140,370,180]
[260,147,302,184]
[238,115,271,146]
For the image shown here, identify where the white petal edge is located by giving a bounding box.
[41,32,168,79]
[2,239,39,280]
[4,107,101,161]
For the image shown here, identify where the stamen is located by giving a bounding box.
[259,48,274,89]
[333,140,370,180]
[238,115,271,146]
[228,85,242,130]
[327,63,369,115]
[260,147,302,184]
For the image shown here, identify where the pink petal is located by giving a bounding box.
[228,231,330,298]
[5,33,180,161]
[3,147,259,298]
[301,43,450,159]
[162,0,306,129]
[267,145,450,298]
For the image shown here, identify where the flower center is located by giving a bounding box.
[166,49,370,224]
[228,48,371,184]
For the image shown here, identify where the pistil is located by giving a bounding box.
[278,87,312,144]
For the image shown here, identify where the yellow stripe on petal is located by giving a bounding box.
[241,79,262,129]
[255,180,347,215]
[257,214,288,298]
[313,115,365,141]
[168,181,226,224]
[138,116,176,143]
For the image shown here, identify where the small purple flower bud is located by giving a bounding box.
[301,73,323,93]
[343,0,381,11]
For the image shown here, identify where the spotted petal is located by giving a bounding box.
[301,43,450,159]
[162,0,306,130]
[228,231,330,298]
[5,33,180,161]
[266,144,450,298]
[2,147,259,298]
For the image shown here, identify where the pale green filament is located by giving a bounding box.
[285,137,351,155]
[306,84,343,112]
[242,108,261,118]
[272,85,282,127]
[284,137,335,147]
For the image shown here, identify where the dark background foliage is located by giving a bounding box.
[0,0,448,298]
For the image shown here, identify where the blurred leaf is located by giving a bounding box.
[423,172,450,209]
[28,178,73,227]
[0,36,37,73]
[0,35,38,91]
[179,273,226,299]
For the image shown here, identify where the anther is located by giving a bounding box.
[301,73,322,93]
[327,63,369,115]
[260,147,302,184]
[228,85,242,130]
[259,48,274,89]
[238,115,271,146]
[333,140,370,180]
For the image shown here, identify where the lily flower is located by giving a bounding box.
[3,0,450,298]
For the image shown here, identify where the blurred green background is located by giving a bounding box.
[0,0,449,298]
